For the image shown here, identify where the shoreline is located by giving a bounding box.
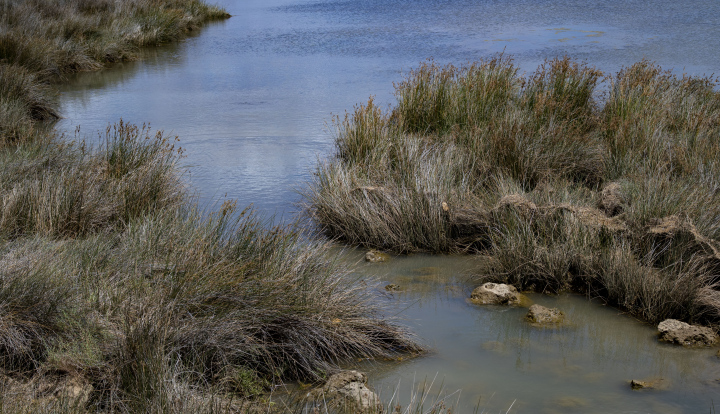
[305,57,720,330]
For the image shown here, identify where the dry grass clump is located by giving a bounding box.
[0,121,185,239]
[305,56,720,325]
[0,197,421,413]
[0,64,58,140]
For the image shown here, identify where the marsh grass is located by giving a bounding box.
[0,0,230,143]
[0,120,185,238]
[0,197,422,412]
[306,56,720,325]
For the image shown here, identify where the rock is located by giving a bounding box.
[309,371,382,413]
[630,378,668,390]
[657,319,718,347]
[598,182,625,216]
[470,282,525,305]
[384,284,400,291]
[525,304,565,325]
[365,250,390,263]
[54,378,93,406]
[630,379,649,390]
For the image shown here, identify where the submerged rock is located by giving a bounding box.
[526,304,565,325]
[657,319,718,347]
[630,378,668,390]
[384,283,400,291]
[470,282,525,305]
[365,250,390,263]
[309,370,382,413]
[554,396,588,409]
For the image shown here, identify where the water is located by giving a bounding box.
[55,0,720,411]
[348,251,720,413]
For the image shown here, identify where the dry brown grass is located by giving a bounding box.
[305,56,720,326]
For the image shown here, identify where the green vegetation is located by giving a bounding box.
[0,1,422,412]
[305,56,720,326]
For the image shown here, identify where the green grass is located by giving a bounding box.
[305,56,720,327]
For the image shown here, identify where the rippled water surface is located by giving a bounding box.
[56,0,720,411]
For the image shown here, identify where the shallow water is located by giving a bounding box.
[346,251,720,413]
[55,0,720,411]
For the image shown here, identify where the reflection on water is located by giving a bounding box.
[55,0,720,411]
[346,250,720,413]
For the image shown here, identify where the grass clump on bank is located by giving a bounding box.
[0,0,230,142]
[0,197,420,412]
[0,125,422,413]
[305,56,720,326]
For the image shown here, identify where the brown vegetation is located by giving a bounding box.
[305,56,720,326]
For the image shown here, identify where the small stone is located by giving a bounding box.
[309,371,382,413]
[630,378,668,390]
[630,380,649,390]
[657,319,718,347]
[365,250,390,263]
[526,304,565,325]
[470,282,525,305]
[384,284,400,291]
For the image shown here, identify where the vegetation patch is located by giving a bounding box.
[304,56,720,326]
[0,1,423,412]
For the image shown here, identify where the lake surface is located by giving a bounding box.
[56,0,720,412]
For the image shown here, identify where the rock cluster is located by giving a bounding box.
[657,319,718,347]
[365,250,390,263]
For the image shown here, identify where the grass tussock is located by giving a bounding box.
[305,56,720,326]
[0,120,185,239]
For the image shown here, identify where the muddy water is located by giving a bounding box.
[345,250,720,413]
[55,0,720,411]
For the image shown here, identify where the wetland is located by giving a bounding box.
[3,0,720,412]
